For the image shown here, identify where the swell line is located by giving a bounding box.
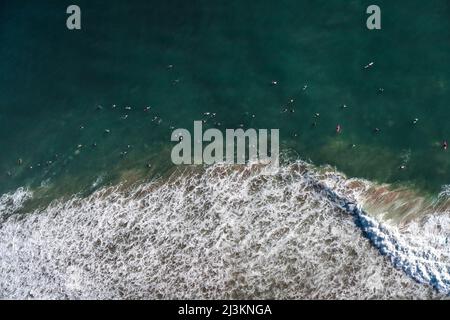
[314,178,450,294]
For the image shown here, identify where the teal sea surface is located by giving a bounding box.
[1,0,450,198]
[1,0,450,299]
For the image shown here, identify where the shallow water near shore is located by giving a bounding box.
[1,162,449,299]
[1,0,450,298]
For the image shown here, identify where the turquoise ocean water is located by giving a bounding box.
[1,0,450,299]
[1,0,450,196]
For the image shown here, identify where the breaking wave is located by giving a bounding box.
[0,187,33,222]
[0,162,449,299]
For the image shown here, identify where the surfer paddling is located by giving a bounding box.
[364,61,374,69]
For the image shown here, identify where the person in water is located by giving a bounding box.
[443,140,448,150]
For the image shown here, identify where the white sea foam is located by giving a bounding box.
[438,185,450,200]
[318,174,450,295]
[0,162,447,299]
[0,187,33,219]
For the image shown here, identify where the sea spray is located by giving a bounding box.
[0,187,33,222]
[0,162,445,299]
[316,174,450,294]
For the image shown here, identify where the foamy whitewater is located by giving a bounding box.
[0,161,449,299]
